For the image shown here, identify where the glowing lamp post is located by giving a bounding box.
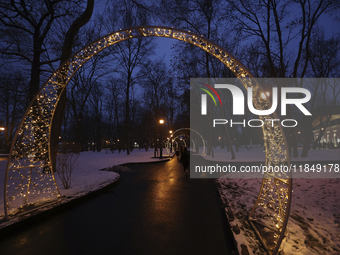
[169,130,173,153]
[159,119,164,159]
[0,127,5,150]
[0,127,4,146]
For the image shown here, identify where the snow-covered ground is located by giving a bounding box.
[203,146,340,162]
[218,178,340,254]
[214,146,340,254]
[1,146,340,254]
[0,149,168,219]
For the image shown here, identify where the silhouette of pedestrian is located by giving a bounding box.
[180,147,190,174]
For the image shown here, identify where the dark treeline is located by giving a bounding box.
[0,0,339,158]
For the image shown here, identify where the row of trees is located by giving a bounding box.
[0,0,187,155]
[162,0,340,158]
[0,0,339,159]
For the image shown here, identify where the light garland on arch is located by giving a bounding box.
[3,26,291,255]
[169,128,207,155]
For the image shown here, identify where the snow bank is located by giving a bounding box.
[0,149,167,218]
[217,177,340,254]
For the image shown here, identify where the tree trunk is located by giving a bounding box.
[125,80,130,155]
[224,125,235,159]
[50,0,94,172]
[29,49,42,102]
[301,116,313,157]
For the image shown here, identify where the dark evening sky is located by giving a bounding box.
[90,0,340,67]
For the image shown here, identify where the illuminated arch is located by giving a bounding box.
[165,134,193,155]
[170,128,206,155]
[4,26,291,255]
[171,135,187,148]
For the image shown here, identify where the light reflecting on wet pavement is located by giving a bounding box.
[0,156,7,162]
[0,156,236,255]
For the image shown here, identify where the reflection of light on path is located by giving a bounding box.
[155,172,173,200]
[152,160,178,218]
[17,237,30,248]
[0,157,8,162]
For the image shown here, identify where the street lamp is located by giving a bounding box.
[159,119,164,159]
[117,139,120,153]
[169,130,173,153]
[0,127,5,148]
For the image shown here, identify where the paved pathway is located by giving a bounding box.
[0,156,236,255]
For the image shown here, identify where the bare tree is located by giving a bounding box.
[57,143,79,189]
[225,0,338,78]
[105,80,122,144]
[164,78,179,132]
[162,0,221,77]
[67,55,107,147]
[103,0,155,155]
[0,0,85,101]
[50,0,94,172]
[0,0,95,173]
[88,83,103,151]
[223,0,339,157]
[300,32,340,156]
[0,71,26,151]
[139,58,169,147]
[162,0,237,157]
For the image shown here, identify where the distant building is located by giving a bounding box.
[312,106,340,148]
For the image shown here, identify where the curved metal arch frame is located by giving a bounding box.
[4,25,291,255]
[170,128,206,155]
[165,134,193,155]
[170,135,187,148]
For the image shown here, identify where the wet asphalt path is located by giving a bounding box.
[0,155,236,255]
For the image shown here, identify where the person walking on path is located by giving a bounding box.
[180,147,190,175]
